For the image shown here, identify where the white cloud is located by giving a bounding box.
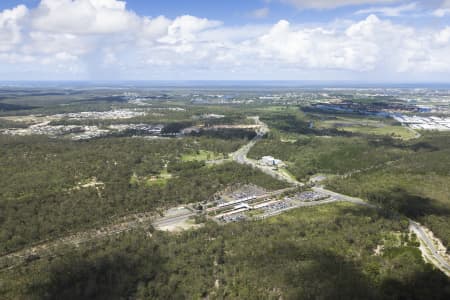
[355,2,418,17]
[31,0,140,34]
[140,16,171,40]
[433,0,450,17]
[1,1,450,80]
[254,14,450,74]
[158,15,221,44]
[435,27,450,44]
[0,5,28,52]
[433,9,450,17]
[25,31,89,55]
[345,15,419,72]
[280,0,398,9]
[257,17,379,71]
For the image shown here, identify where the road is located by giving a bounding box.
[230,117,302,186]
[312,187,374,207]
[152,212,196,230]
[0,209,195,271]
[409,220,450,276]
[0,117,285,271]
[313,188,450,276]
[231,119,449,277]
[406,126,421,139]
[1,116,447,278]
[312,187,450,277]
[314,189,450,277]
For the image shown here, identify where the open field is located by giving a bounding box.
[0,86,449,298]
[309,114,418,139]
[336,125,418,139]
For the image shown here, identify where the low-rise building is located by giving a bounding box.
[260,156,284,167]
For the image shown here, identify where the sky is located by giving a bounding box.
[0,0,450,81]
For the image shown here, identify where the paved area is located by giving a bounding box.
[312,187,374,207]
[230,117,302,186]
[1,116,447,279]
[409,220,450,277]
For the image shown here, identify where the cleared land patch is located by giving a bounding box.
[181,150,226,162]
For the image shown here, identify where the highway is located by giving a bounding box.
[1,117,448,278]
[230,118,302,186]
[409,220,450,276]
[0,209,196,271]
[231,119,449,277]
[152,212,196,229]
[314,188,450,276]
[313,189,450,277]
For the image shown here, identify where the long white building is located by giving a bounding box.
[393,114,450,131]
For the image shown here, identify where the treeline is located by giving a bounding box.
[0,135,285,255]
[248,134,410,180]
[202,113,253,127]
[0,119,29,129]
[0,102,38,112]
[261,111,354,137]
[1,203,448,299]
[326,132,450,248]
[189,129,256,140]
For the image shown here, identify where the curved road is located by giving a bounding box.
[409,220,450,276]
[231,117,449,277]
[231,117,302,186]
[1,117,448,277]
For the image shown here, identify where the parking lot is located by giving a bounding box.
[213,190,332,223]
[295,191,328,202]
[218,213,247,223]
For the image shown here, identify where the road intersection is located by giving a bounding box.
[1,117,448,277]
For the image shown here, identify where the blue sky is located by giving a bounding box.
[3,0,445,25]
[0,0,368,24]
[1,0,450,81]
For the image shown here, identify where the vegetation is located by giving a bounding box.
[181,150,226,162]
[1,203,448,299]
[0,102,37,111]
[0,118,29,129]
[1,91,449,299]
[190,128,256,140]
[249,135,410,180]
[0,135,286,255]
[251,108,450,248]
[314,116,417,140]
[327,132,450,248]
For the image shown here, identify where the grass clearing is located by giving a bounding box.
[146,169,173,187]
[314,116,417,140]
[181,150,226,162]
[279,167,298,181]
[264,201,356,224]
[340,125,417,139]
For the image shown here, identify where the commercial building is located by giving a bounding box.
[260,156,284,167]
